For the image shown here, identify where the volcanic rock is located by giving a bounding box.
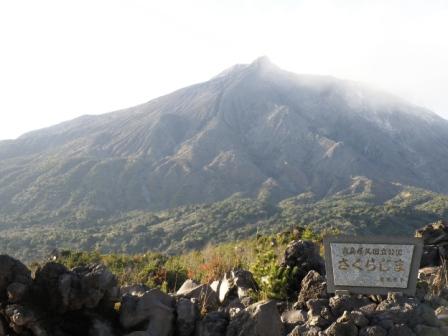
[226,300,283,336]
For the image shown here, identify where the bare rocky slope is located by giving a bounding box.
[1,57,448,228]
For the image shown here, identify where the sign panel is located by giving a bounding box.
[324,236,423,295]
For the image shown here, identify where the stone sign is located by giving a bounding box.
[323,236,423,295]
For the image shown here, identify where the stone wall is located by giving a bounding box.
[0,221,447,335]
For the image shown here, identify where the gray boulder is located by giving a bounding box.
[371,296,440,328]
[420,246,440,268]
[231,269,259,299]
[417,303,444,327]
[377,319,393,331]
[120,284,151,296]
[286,324,306,336]
[120,288,175,336]
[282,309,307,334]
[33,262,70,312]
[324,311,358,336]
[325,321,358,336]
[226,300,283,336]
[33,262,118,313]
[413,324,443,336]
[358,303,378,318]
[435,306,448,324]
[359,325,386,336]
[5,304,47,336]
[222,297,247,318]
[387,324,416,336]
[306,299,335,328]
[216,270,258,304]
[89,318,116,336]
[7,282,28,304]
[296,270,327,309]
[0,255,32,303]
[177,280,219,312]
[416,220,448,245]
[418,267,439,283]
[0,316,7,336]
[210,280,220,293]
[281,309,308,325]
[195,311,228,336]
[329,295,371,318]
[350,311,369,328]
[70,263,119,310]
[218,275,233,303]
[287,324,321,336]
[281,240,325,295]
[416,220,448,267]
[176,298,199,336]
[177,279,200,295]
[373,299,416,327]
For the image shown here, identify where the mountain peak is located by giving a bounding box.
[212,56,275,80]
[2,57,448,238]
[249,56,276,71]
[251,55,272,66]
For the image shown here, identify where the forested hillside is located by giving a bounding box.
[2,179,447,261]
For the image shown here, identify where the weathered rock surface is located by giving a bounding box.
[7,282,28,304]
[296,270,328,309]
[88,317,116,336]
[325,317,358,336]
[120,284,151,296]
[231,269,259,299]
[4,304,46,336]
[281,240,325,296]
[306,298,335,328]
[120,288,175,335]
[435,305,448,324]
[281,309,308,325]
[416,220,448,246]
[177,279,219,312]
[213,269,259,305]
[330,295,371,318]
[196,311,228,336]
[0,316,7,336]
[372,296,420,327]
[359,325,387,336]
[350,311,369,328]
[416,220,448,267]
[387,324,415,336]
[176,298,199,336]
[226,300,283,336]
[0,255,32,302]
[413,324,443,336]
[32,261,118,314]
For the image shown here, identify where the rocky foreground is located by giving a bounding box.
[1,221,448,336]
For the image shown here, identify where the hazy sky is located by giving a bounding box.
[1,0,447,140]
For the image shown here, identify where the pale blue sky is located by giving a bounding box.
[1,0,447,140]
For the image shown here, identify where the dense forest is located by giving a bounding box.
[1,182,447,262]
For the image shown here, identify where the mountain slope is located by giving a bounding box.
[1,179,447,261]
[1,57,448,228]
